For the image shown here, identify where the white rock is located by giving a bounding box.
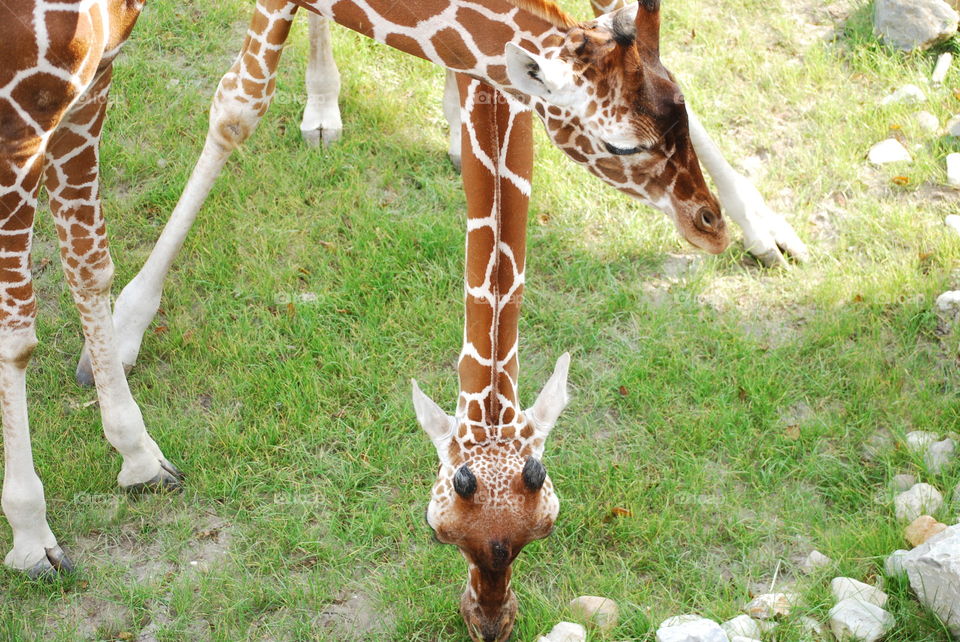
[885,549,910,577]
[906,430,939,453]
[753,619,777,634]
[568,595,618,632]
[543,621,587,642]
[946,215,960,235]
[874,0,959,51]
[913,110,940,133]
[799,616,827,638]
[830,577,888,608]
[657,615,729,642]
[828,598,895,642]
[801,550,832,573]
[925,438,957,473]
[720,614,760,639]
[880,83,926,105]
[933,52,954,83]
[891,473,916,492]
[867,138,911,165]
[729,637,760,642]
[948,115,960,137]
[948,153,960,188]
[937,291,960,325]
[895,483,944,521]
[901,524,960,637]
[742,593,797,619]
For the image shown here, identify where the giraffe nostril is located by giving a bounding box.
[697,208,718,231]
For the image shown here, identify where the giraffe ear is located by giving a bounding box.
[411,379,454,450]
[505,44,581,107]
[526,353,571,437]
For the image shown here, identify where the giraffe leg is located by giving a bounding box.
[443,69,463,172]
[300,12,343,148]
[76,0,299,385]
[47,69,182,492]
[686,106,808,267]
[0,121,75,576]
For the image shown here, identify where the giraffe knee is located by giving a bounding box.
[0,326,38,370]
[209,90,267,151]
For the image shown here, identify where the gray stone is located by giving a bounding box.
[801,549,832,573]
[933,52,954,83]
[743,593,797,619]
[720,614,760,639]
[925,438,957,473]
[867,138,912,164]
[830,577,888,608]
[906,430,940,454]
[895,483,944,521]
[946,215,960,236]
[541,622,587,642]
[657,615,730,642]
[901,524,960,637]
[891,474,917,492]
[729,637,760,642]
[799,616,828,638]
[568,595,618,632]
[948,154,960,189]
[880,83,926,105]
[947,115,960,137]
[913,110,940,133]
[828,598,895,642]
[874,0,959,51]
[885,549,910,577]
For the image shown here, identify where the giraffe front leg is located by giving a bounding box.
[300,12,342,147]
[0,137,74,578]
[48,70,182,491]
[443,68,463,172]
[686,106,809,267]
[76,0,299,385]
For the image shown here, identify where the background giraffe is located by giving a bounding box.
[76,0,733,384]
[298,8,808,266]
[0,0,181,578]
[413,76,570,642]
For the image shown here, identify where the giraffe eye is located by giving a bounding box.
[603,140,649,155]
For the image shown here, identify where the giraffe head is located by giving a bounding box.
[505,0,728,254]
[412,354,570,642]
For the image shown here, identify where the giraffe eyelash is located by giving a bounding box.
[603,141,649,155]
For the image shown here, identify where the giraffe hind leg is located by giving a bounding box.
[300,12,342,147]
[47,68,183,493]
[76,0,300,385]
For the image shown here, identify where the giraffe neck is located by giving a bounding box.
[455,77,533,429]
[293,0,568,103]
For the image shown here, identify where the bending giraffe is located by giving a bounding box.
[298,8,807,266]
[71,0,732,636]
[413,77,570,642]
[0,0,182,578]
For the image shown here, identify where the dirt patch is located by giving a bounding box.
[315,591,394,639]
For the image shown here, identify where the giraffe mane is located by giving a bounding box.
[504,0,578,29]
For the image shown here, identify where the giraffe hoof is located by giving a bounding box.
[448,152,462,174]
[124,460,184,494]
[301,127,342,149]
[75,351,95,388]
[25,546,76,580]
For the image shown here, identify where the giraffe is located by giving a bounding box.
[0,0,182,578]
[412,76,569,642]
[76,0,736,385]
[298,9,808,266]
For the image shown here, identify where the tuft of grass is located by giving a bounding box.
[2,0,959,639]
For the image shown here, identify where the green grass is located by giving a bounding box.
[3,0,960,639]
